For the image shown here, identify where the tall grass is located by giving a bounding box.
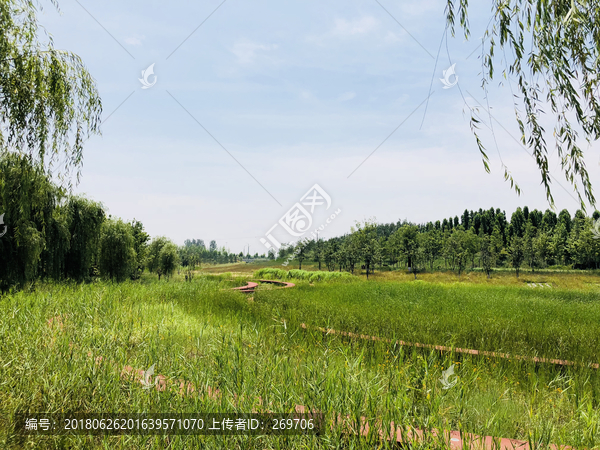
[255,280,600,364]
[254,268,353,282]
[1,276,600,448]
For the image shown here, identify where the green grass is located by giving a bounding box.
[2,276,600,448]
[254,268,354,282]
[258,281,600,363]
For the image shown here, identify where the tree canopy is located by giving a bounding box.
[446,0,600,209]
[0,0,102,184]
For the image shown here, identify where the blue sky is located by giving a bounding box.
[37,0,600,253]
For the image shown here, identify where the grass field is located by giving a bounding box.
[2,271,600,448]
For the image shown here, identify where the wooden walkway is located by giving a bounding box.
[300,323,599,369]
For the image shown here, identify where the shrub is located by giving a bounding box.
[254,268,354,282]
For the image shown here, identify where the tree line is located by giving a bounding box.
[3,153,600,290]
[0,154,239,291]
[276,206,600,278]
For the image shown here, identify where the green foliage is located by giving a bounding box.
[446,0,599,209]
[0,0,102,183]
[147,236,179,280]
[254,267,353,282]
[129,219,149,279]
[352,219,380,279]
[98,219,136,282]
[158,242,179,280]
[479,234,496,278]
[179,239,237,266]
[63,196,105,281]
[0,153,57,290]
[146,236,169,275]
[509,235,525,278]
[285,206,600,278]
[0,154,150,289]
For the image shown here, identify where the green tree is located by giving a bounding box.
[446,0,598,208]
[465,228,479,269]
[341,234,359,274]
[420,229,442,270]
[569,218,600,269]
[323,239,338,272]
[313,238,323,270]
[0,153,57,290]
[508,236,525,278]
[447,228,469,277]
[1,0,102,182]
[353,220,379,280]
[523,222,538,272]
[295,240,308,269]
[534,231,551,269]
[147,236,169,279]
[158,242,179,280]
[147,237,179,280]
[479,234,496,278]
[98,219,136,282]
[40,200,70,281]
[491,225,506,265]
[394,225,420,274]
[129,219,149,279]
[63,196,105,281]
[551,222,570,265]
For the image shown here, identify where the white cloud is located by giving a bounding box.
[124,34,145,46]
[338,91,356,101]
[231,38,278,64]
[331,16,378,37]
[384,31,403,44]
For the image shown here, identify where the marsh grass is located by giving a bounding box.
[1,276,600,449]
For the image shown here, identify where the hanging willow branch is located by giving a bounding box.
[446,0,599,210]
[0,0,102,185]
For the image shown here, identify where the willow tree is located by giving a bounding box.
[98,219,136,282]
[147,236,180,280]
[0,0,102,184]
[0,153,58,290]
[446,0,599,209]
[64,196,105,281]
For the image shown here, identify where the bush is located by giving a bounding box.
[254,268,354,282]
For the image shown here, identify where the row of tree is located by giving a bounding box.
[0,154,247,290]
[4,153,600,289]
[0,155,177,289]
[276,206,600,278]
[179,239,241,266]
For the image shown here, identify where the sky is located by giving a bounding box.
[35,0,600,253]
